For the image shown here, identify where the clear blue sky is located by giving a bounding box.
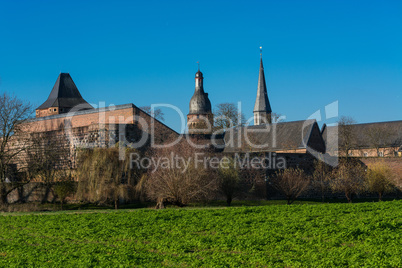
[0,0,401,132]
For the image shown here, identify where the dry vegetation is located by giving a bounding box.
[270,168,310,205]
[143,141,217,208]
[76,148,143,209]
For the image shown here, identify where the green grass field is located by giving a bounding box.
[0,201,401,267]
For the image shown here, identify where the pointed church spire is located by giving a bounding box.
[253,48,272,125]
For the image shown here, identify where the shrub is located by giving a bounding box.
[53,173,76,210]
[217,157,240,206]
[144,141,217,208]
[367,162,395,201]
[330,159,366,203]
[76,148,142,209]
[271,168,310,205]
[312,159,331,202]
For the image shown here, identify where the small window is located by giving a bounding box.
[379,151,384,157]
[49,108,52,111]
[54,108,57,112]
[363,152,368,157]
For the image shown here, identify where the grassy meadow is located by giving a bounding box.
[0,200,401,267]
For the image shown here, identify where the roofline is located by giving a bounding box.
[350,145,401,150]
[28,104,135,122]
[246,119,317,128]
[26,103,179,135]
[354,119,402,125]
[137,105,179,135]
[253,109,272,113]
[188,112,213,115]
[305,121,326,152]
[326,119,402,128]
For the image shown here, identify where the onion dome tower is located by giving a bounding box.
[253,47,272,125]
[187,67,213,134]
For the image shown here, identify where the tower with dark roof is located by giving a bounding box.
[187,69,213,134]
[36,73,93,118]
[253,55,272,125]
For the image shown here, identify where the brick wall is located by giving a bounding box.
[13,104,179,171]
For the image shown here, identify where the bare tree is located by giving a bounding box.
[271,168,310,205]
[364,125,395,157]
[217,156,240,206]
[271,112,285,123]
[330,159,366,203]
[52,170,75,210]
[338,116,357,158]
[144,141,217,208]
[367,162,395,201]
[238,154,267,198]
[312,159,331,202]
[0,93,32,204]
[213,103,246,133]
[140,106,165,122]
[25,132,71,203]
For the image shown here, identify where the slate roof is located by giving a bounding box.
[322,120,402,153]
[223,119,321,153]
[253,58,272,113]
[37,73,93,111]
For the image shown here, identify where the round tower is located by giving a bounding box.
[187,69,213,134]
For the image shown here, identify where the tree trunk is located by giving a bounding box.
[60,200,64,210]
[379,191,383,202]
[345,192,352,203]
[114,198,119,210]
[155,198,165,209]
[226,195,232,206]
[0,185,8,205]
[41,185,51,204]
[321,181,325,203]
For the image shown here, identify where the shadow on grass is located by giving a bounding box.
[2,197,400,213]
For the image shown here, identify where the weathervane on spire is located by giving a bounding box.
[197,61,200,71]
[260,46,262,58]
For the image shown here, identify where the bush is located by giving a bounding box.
[217,157,240,206]
[144,141,217,208]
[271,168,310,205]
[367,162,395,201]
[330,159,366,203]
[312,159,331,202]
[53,174,76,210]
[76,148,142,209]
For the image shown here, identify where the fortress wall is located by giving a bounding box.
[23,107,136,133]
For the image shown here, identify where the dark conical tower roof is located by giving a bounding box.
[37,73,93,111]
[253,58,272,113]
